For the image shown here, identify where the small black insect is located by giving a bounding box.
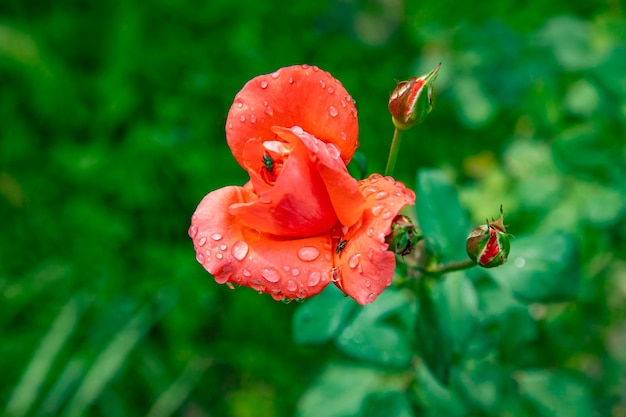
[335,239,349,254]
[263,152,274,173]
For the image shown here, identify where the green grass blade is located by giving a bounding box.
[145,357,211,417]
[61,292,175,417]
[5,296,82,417]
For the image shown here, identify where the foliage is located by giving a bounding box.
[1,0,625,416]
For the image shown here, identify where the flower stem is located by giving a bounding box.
[385,127,403,177]
[423,259,476,277]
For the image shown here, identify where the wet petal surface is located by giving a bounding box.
[190,185,334,300]
[333,174,416,305]
[231,131,338,237]
[226,65,359,168]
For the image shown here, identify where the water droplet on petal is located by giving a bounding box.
[366,227,374,237]
[327,143,341,160]
[375,191,389,200]
[327,86,334,94]
[265,106,274,116]
[188,225,198,238]
[211,233,222,241]
[331,267,342,282]
[236,102,243,108]
[362,186,377,197]
[312,65,319,71]
[297,246,320,262]
[366,293,376,303]
[215,253,223,260]
[348,254,361,269]
[214,274,228,284]
[328,105,339,117]
[288,76,294,84]
[231,241,249,261]
[367,248,375,260]
[219,244,227,251]
[240,115,246,122]
[260,80,268,89]
[301,64,309,69]
[197,237,207,247]
[382,210,394,220]
[307,271,321,286]
[319,80,326,88]
[261,267,280,283]
[372,204,384,216]
[340,99,347,108]
[286,279,298,292]
[340,131,347,141]
[250,115,256,123]
[271,71,280,79]
[196,252,204,263]
[365,280,371,288]
[250,280,264,291]
[242,269,252,277]
[291,268,300,277]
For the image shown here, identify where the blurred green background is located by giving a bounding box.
[1,0,625,416]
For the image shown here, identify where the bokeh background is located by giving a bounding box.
[2,0,625,416]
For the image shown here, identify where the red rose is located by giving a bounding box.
[189,65,415,305]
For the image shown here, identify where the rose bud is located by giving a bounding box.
[386,215,422,256]
[466,207,510,268]
[388,63,441,131]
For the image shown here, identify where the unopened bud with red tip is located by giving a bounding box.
[386,215,422,256]
[388,63,441,131]
[466,207,510,268]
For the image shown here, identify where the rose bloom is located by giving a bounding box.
[189,65,414,305]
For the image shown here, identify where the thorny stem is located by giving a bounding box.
[419,259,476,277]
[384,127,403,177]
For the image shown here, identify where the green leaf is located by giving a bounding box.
[362,391,414,417]
[348,151,368,180]
[292,285,356,345]
[415,279,453,385]
[297,363,398,417]
[552,124,616,179]
[478,287,538,363]
[437,271,479,355]
[413,361,466,417]
[517,370,593,417]
[415,169,471,262]
[538,15,594,71]
[453,358,505,415]
[335,288,416,367]
[487,233,580,302]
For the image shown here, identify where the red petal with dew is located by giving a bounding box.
[230,132,337,237]
[226,65,359,169]
[273,126,365,228]
[333,174,416,305]
[190,185,333,300]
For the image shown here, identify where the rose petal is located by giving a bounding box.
[190,185,333,300]
[333,174,416,305]
[273,126,365,228]
[226,65,359,169]
[231,134,338,237]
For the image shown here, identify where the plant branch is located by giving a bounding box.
[420,259,476,277]
[384,127,403,177]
